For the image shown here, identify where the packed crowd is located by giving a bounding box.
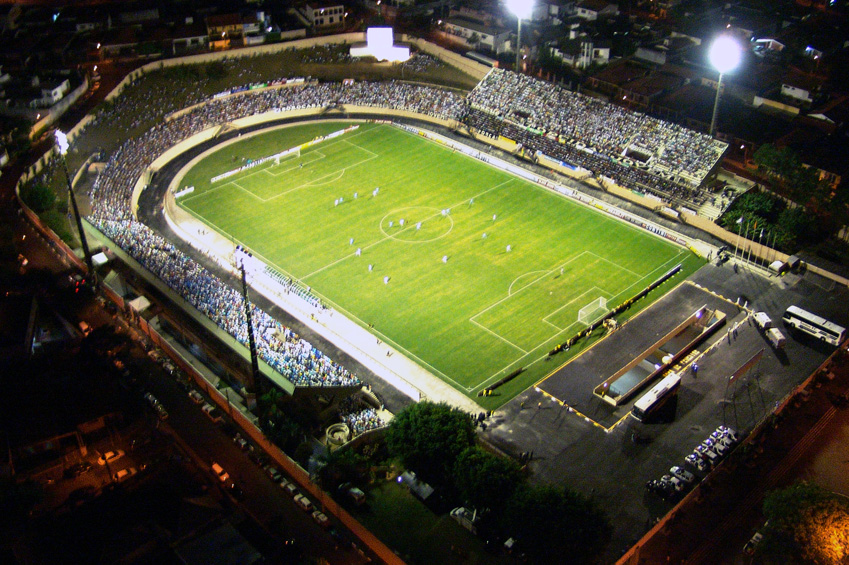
[339,395,386,437]
[466,68,726,189]
[87,80,471,387]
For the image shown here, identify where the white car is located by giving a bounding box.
[294,493,313,512]
[312,510,330,528]
[113,467,138,483]
[669,466,695,484]
[97,450,125,466]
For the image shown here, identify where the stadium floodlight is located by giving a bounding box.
[506,0,534,72]
[708,35,741,137]
[54,129,95,279]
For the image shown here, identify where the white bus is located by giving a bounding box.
[631,373,682,422]
[782,306,846,346]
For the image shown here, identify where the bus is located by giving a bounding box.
[782,305,846,346]
[631,373,682,422]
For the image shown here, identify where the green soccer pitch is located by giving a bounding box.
[177,121,703,400]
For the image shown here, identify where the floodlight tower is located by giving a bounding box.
[55,130,94,278]
[507,0,534,73]
[708,35,741,138]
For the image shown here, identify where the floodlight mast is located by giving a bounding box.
[507,0,534,73]
[55,130,95,280]
[708,35,741,138]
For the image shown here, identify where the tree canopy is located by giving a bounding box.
[384,401,476,488]
[759,482,849,564]
[501,484,612,564]
[453,447,522,512]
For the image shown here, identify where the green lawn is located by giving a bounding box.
[179,121,702,400]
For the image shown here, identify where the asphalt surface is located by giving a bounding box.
[482,260,849,563]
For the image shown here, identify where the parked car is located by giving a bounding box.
[143,392,158,407]
[695,444,718,465]
[202,403,223,424]
[669,466,695,484]
[113,467,138,483]
[63,461,94,478]
[188,390,204,404]
[154,403,169,420]
[264,465,282,482]
[294,493,314,512]
[660,474,684,492]
[685,453,708,472]
[312,510,330,528]
[211,462,229,483]
[97,450,125,466]
[233,434,249,451]
[283,482,299,497]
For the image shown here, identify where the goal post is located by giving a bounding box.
[578,296,608,326]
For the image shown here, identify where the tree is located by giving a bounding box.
[759,482,849,564]
[500,484,612,564]
[317,447,369,491]
[384,401,475,488]
[22,183,56,213]
[453,447,522,512]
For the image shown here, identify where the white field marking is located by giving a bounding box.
[264,150,326,178]
[541,286,612,330]
[585,250,643,280]
[467,248,690,391]
[469,318,529,354]
[507,270,548,297]
[264,151,378,202]
[471,252,592,323]
[300,178,516,281]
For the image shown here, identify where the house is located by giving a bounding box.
[301,3,346,29]
[781,68,826,106]
[575,0,618,21]
[551,37,610,69]
[441,16,511,54]
[31,79,70,107]
[206,14,244,47]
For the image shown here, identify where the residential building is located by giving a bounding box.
[301,3,346,29]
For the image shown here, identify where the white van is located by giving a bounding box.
[766,328,786,349]
[753,312,772,330]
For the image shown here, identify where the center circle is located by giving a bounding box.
[380,206,454,243]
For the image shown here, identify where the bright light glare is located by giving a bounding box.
[709,36,741,74]
[55,130,69,155]
[506,0,534,20]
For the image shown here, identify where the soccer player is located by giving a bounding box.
[400,219,405,227]
[416,222,422,230]
[349,238,354,245]
[383,276,389,284]
[335,199,339,207]
[493,214,497,221]
[506,244,512,252]
[482,232,487,239]
[469,198,474,206]
[355,248,361,256]
[368,264,373,272]
[442,255,448,263]
[389,221,394,228]
[354,192,358,199]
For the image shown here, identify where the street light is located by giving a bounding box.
[55,130,94,278]
[708,35,741,137]
[506,0,534,73]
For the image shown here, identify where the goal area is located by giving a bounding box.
[578,297,608,326]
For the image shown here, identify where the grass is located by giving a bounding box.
[352,480,514,565]
[178,121,704,403]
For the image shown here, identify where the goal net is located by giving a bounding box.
[578,297,608,326]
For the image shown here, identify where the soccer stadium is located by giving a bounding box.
[86,58,724,411]
[22,31,849,564]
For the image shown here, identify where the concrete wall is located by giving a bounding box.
[402,34,490,81]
